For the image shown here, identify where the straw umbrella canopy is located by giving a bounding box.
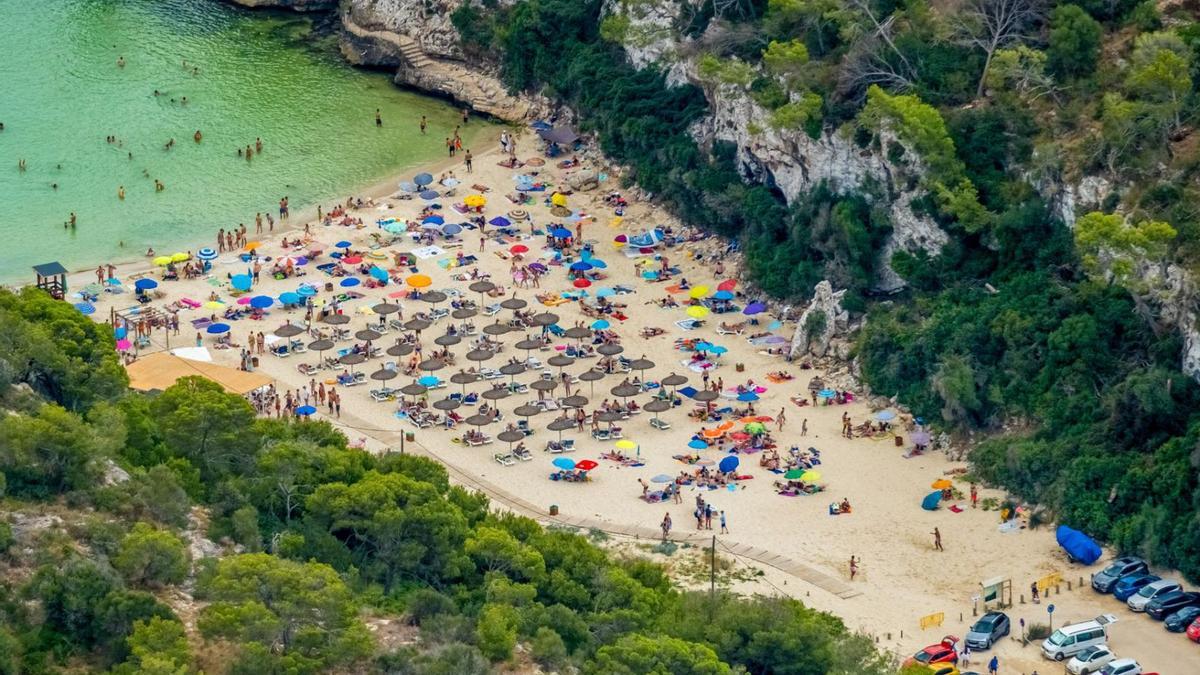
[434,334,462,347]
[499,362,527,383]
[450,371,480,394]
[482,386,510,401]
[500,297,527,311]
[483,322,512,336]
[564,326,592,340]
[515,338,543,360]
[400,382,428,398]
[562,395,589,409]
[466,413,495,427]
[594,410,623,423]
[578,369,604,395]
[547,416,575,440]
[418,358,445,372]
[372,302,401,315]
[433,398,461,411]
[274,324,303,338]
[451,307,478,320]
[628,358,655,372]
[611,383,641,399]
[662,373,688,387]
[530,379,557,392]
[514,404,542,418]
[308,339,333,367]
[404,318,432,332]
[322,314,349,326]
[466,349,494,363]
[386,342,414,357]
[547,354,575,372]
[468,280,496,294]
[420,290,448,305]
[597,343,624,356]
[355,328,382,342]
[531,312,559,327]
[693,389,719,402]
[498,429,525,445]
[370,368,398,382]
[644,398,671,426]
[339,353,366,371]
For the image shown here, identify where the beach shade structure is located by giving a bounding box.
[912,430,932,447]
[718,456,740,474]
[452,307,478,320]
[356,328,383,342]
[249,295,274,310]
[713,290,735,301]
[442,223,463,236]
[207,323,231,335]
[308,339,334,368]
[339,353,366,372]
[875,410,897,422]
[597,343,624,357]
[817,389,837,399]
[340,277,361,288]
[464,194,487,208]
[737,391,760,402]
[335,240,352,250]
[369,266,390,283]
[551,193,568,208]
[419,189,440,201]
[279,292,302,306]
[434,334,462,347]
[488,216,512,229]
[297,284,318,297]
[515,337,543,352]
[466,349,495,364]
[153,256,173,266]
[644,399,671,425]
[564,326,592,341]
[921,491,943,511]
[482,386,510,401]
[468,280,496,295]
[550,227,572,239]
[743,301,767,315]
[197,248,218,261]
[931,478,953,490]
[323,313,350,325]
[482,322,512,337]
[628,358,655,372]
[562,395,589,409]
[433,397,462,411]
[1056,525,1103,564]
[651,474,673,484]
[115,338,131,351]
[420,290,448,306]
[372,302,400,315]
[531,312,559,327]
[414,172,434,186]
[689,285,710,300]
[386,342,415,357]
[382,220,407,234]
[688,439,708,450]
[406,274,432,289]
[398,181,418,193]
[400,382,428,399]
[611,383,641,400]
[422,215,445,226]
[614,439,637,452]
[231,274,253,291]
[573,278,591,289]
[370,367,398,382]
[783,468,805,480]
[403,318,432,332]
[530,379,557,393]
[134,278,158,291]
[510,244,529,255]
[578,369,604,395]
[344,256,364,265]
[274,324,304,338]
[800,470,821,483]
[661,372,688,390]
[591,319,610,330]
[499,362,527,382]
[717,279,737,292]
[575,459,598,472]
[419,358,446,372]
[466,413,496,428]
[498,429,525,447]
[500,297,527,311]
[514,404,542,419]
[569,261,594,272]
[693,389,719,403]
[548,354,575,371]
[552,457,576,471]
[547,416,575,440]
[450,371,480,393]
[296,405,317,417]
[594,411,623,424]
[743,422,766,436]
[686,305,710,319]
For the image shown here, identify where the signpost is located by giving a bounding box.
[1047,603,1056,631]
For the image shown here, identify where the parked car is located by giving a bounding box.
[1145,590,1200,620]
[925,667,959,675]
[1066,645,1116,674]
[1163,605,1200,632]
[964,611,1010,650]
[1098,657,1142,675]
[903,636,959,668]
[1042,615,1118,662]
[1113,574,1159,601]
[1127,579,1181,612]
[1092,557,1149,593]
[1187,616,1200,642]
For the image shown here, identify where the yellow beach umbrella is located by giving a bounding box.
[244,241,262,251]
[170,252,189,262]
[931,479,953,490]
[153,256,172,266]
[689,285,710,299]
[406,274,432,288]
[551,192,568,207]
[686,305,709,319]
[203,300,224,309]
[464,194,487,208]
[358,306,375,315]
[615,439,637,450]
[800,470,822,483]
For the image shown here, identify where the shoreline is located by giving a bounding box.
[47,124,504,292]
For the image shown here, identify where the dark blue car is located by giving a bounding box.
[1112,573,1159,601]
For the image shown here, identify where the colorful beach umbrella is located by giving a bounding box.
[407,274,432,288]
[370,266,389,282]
[419,189,439,200]
[718,456,739,473]
[197,248,218,261]
[552,457,575,470]
[422,215,444,225]
[464,194,487,208]
[510,244,529,254]
[489,216,512,228]
[170,252,189,263]
[279,292,301,305]
[688,285,709,299]
[931,479,953,490]
[296,405,317,416]
[153,256,172,266]
[651,474,673,484]
[875,410,896,421]
[784,468,805,480]
[231,274,253,291]
[414,172,433,186]
[687,439,707,450]
[418,375,442,387]
[550,227,572,239]
[800,470,821,482]
[717,279,737,291]
[713,290,734,301]
[335,240,352,249]
[686,305,709,319]
[569,261,593,271]
[340,277,361,287]
[573,278,591,288]
[134,278,158,291]
[591,319,610,330]
[442,223,463,236]
[207,323,231,334]
[615,439,637,450]
[743,301,767,315]
[249,295,274,309]
[115,338,131,351]
[575,459,598,471]
[595,287,615,298]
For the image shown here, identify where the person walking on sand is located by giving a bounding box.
[777,408,786,431]
[987,655,998,675]
[719,510,728,534]
[849,555,858,580]
[464,149,473,173]
[1030,581,1040,604]
[970,483,979,508]
[462,107,469,125]
[479,234,486,252]
[661,512,671,541]
[932,527,944,551]
[375,108,382,127]
[801,418,808,436]
[420,115,426,134]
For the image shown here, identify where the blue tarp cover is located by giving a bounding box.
[1056,525,1102,564]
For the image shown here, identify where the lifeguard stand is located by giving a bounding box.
[33,262,68,300]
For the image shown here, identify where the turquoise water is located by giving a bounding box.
[0,0,491,282]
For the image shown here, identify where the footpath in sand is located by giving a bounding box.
[69,137,1200,673]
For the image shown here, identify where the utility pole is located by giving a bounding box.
[709,535,717,610]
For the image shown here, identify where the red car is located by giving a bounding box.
[1187,617,1200,642]
[903,636,959,668]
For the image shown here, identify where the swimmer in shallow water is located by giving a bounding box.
[194,130,202,143]
[117,56,125,68]
[118,186,124,200]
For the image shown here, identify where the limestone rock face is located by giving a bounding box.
[789,280,848,358]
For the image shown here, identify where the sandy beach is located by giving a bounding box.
[63,132,1200,673]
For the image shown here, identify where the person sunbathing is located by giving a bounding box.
[840,498,852,514]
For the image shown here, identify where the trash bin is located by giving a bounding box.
[325,282,333,292]
[549,504,559,516]
[736,363,745,372]
[894,435,904,447]
[405,432,415,442]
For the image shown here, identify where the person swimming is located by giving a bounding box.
[116,56,125,67]
[118,186,125,200]
[194,130,202,143]
[154,179,164,192]
[246,145,253,159]
[255,137,263,153]
[66,212,76,228]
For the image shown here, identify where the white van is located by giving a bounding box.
[1041,614,1118,662]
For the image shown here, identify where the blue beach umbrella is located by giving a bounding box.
[114,326,127,339]
[591,319,610,330]
[207,323,231,334]
[335,240,352,249]
[719,456,739,473]
[694,341,714,352]
[382,220,407,234]
[197,248,218,261]
[595,287,615,298]
[296,285,317,297]
[713,290,734,301]
[817,389,836,398]
[768,320,783,331]
[569,261,593,272]
[710,345,728,355]
[398,181,418,193]
[296,405,317,416]
[369,266,389,282]
[414,172,434,186]
[74,302,95,315]
[422,215,445,225]
[419,189,439,200]
[921,491,943,511]
[418,375,441,387]
[442,223,463,236]
[737,391,759,402]
[588,258,607,269]
[340,277,361,287]
[743,301,767,315]
[688,439,708,450]
[279,292,301,305]
[489,216,512,228]
[875,410,896,421]
[552,457,575,470]
[550,227,572,239]
[134,278,158,291]
[641,270,658,279]
[650,474,674,484]
[250,295,273,309]
[231,274,253,291]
